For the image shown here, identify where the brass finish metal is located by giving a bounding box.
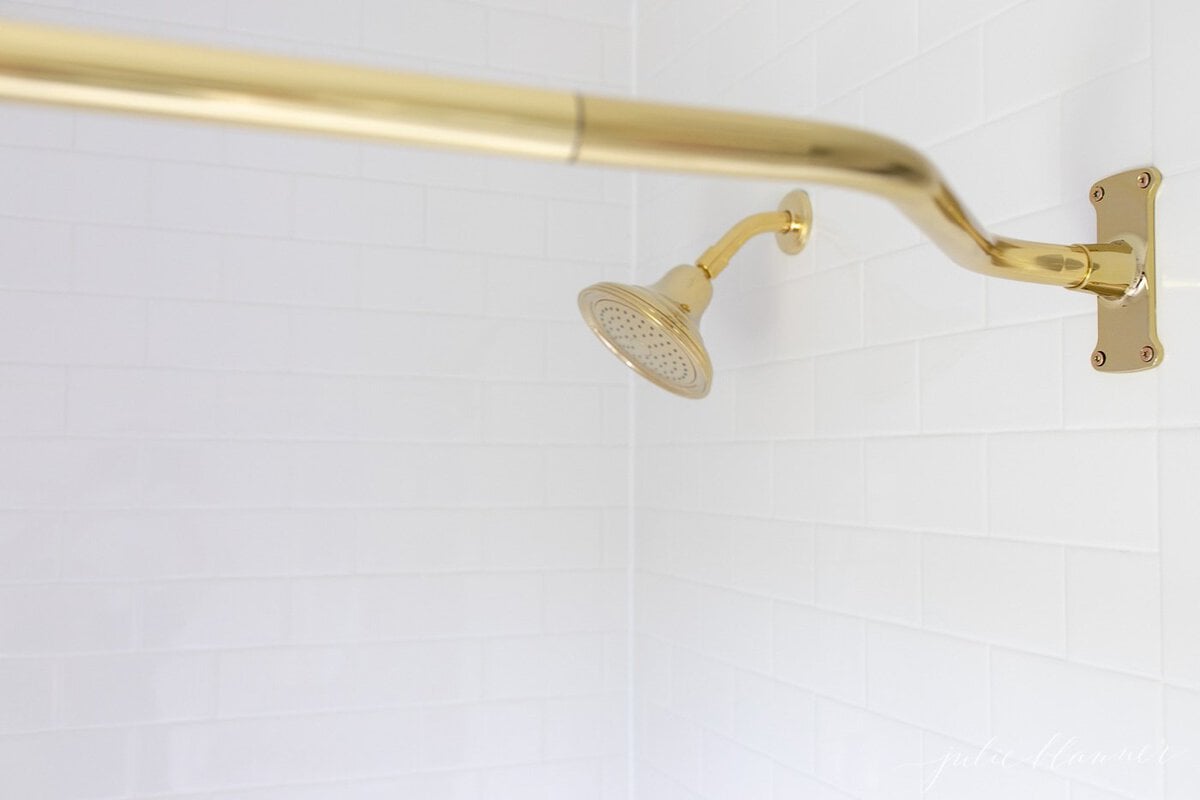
[580,191,812,397]
[1088,168,1162,373]
[775,189,813,255]
[0,20,1164,373]
[696,189,812,278]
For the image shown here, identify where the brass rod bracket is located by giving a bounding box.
[1088,167,1162,372]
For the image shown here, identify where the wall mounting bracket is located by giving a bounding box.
[1088,167,1161,372]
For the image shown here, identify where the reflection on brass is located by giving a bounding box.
[0,20,1163,381]
[578,191,812,398]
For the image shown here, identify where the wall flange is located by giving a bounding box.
[1088,167,1161,372]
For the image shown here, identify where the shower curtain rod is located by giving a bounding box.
[0,19,1160,371]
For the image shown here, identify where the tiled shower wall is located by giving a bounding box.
[632,0,1200,798]
[0,1,633,797]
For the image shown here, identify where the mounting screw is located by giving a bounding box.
[1140,345,1156,362]
[1092,350,1107,367]
[1091,186,1105,202]
[1137,171,1152,189]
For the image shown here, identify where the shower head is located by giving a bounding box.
[579,264,714,398]
[578,190,812,398]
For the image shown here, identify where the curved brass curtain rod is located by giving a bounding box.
[0,20,1160,370]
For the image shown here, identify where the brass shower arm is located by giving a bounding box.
[696,194,811,279]
[0,20,1160,371]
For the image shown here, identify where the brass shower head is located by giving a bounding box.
[578,190,812,398]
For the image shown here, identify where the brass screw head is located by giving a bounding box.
[1092,350,1107,367]
[1140,345,1156,362]
[1091,186,1105,202]
[1137,171,1152,189]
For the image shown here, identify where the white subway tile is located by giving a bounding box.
[774,439,865,524]
[734,671,816,773]
[920,322,1063,432]
[0,217,73,291]
[1154,1,1200,172]
[221,236,358,307]
[774,264,863,360]
[359,574,542,640]
[356,640,484,707]
[816,0,917,102]
[774,603,866,705]
[141,441,292,508]
[918,0,1020,48]
[543,695,624,760]
[544,570,626,632]
[865,435,986,533]
[294,175,424,247]
[0,584,133,653]
[74,113,223,163]
[227,0,362,46]
[135,711,422,792]
[427,188,546,257]
[816,344,919,437]
[421,702,542,769]
[815,699,924,800]
[991,650,1163,797]
[355,509,485,573]
[484,383,604,444]
[928,100,1062,224]
[0,293,146,366]
[0,150,150,225]
[362,0,488,66]
[67,367,216,435]
[733,359,815,441]
[0,365,65,434]
[864,245,986,345]
[1067,548,1162,676]
[489,10,606,82]
[483,509,605,570]
[151,163,290,236]
[989,431,1157,550]
[148,300,288,370]
[816,525,920,623]
[217,647,354,716]
[1161,429,1200,688]
[484,634,606,698]
[139,581,288,649]
[75,224,224,299]
[545,445,626,507]
[864,30,983,147]
[1165,685,1200,800]
[0,440,142,509]
[923,534,1065,653]
[640,704,703,792]
[0,729,129,798]
[702,731,774,800]
[670,651,735,732]
[730,517,816,603]
[548,201,631,263]
[0,658,53,733]
[1060,61,1154,206]
[61,652,215,725]
[983,0,1148,118]
[866,623,990,742]
[0,513,58,581]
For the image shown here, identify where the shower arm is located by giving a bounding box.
[0,19,1161,371]
[696,204,810,279]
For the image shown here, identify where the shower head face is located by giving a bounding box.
[579,280,713,398]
